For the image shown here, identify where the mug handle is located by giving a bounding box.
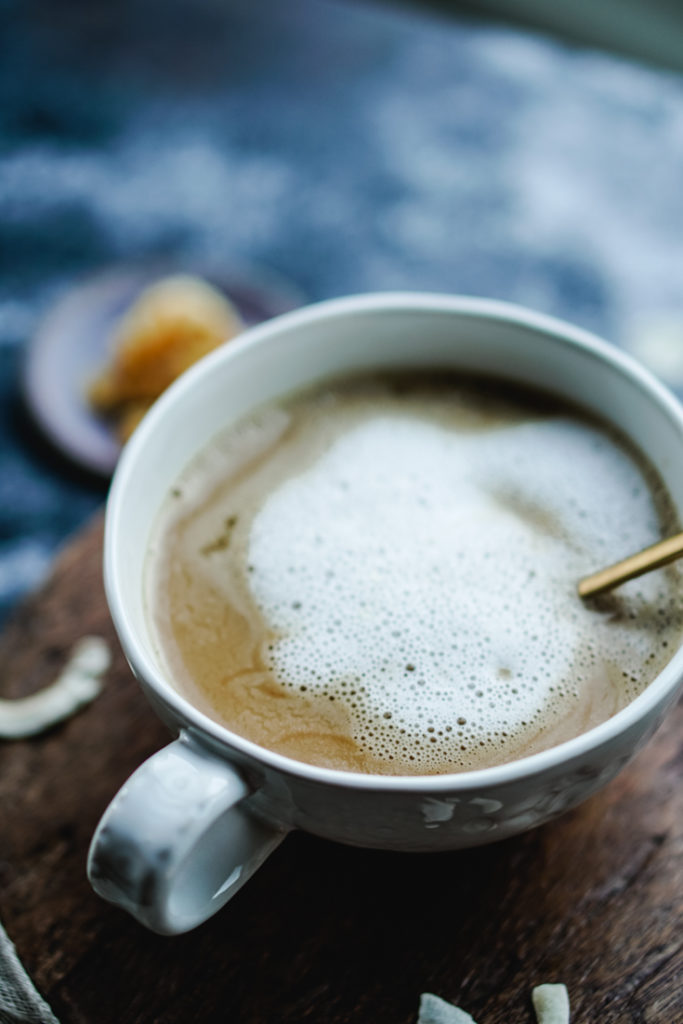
[87,734,288,934]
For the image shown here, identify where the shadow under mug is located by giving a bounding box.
[88,293,683,934]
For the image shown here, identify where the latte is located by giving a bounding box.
[145,374,683,775]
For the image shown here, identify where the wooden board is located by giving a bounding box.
[1,515,682,1023]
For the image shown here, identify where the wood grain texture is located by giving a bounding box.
[1,515,682,1023]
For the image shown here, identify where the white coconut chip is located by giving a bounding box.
[0,636,110,739]
[532,984,570,1024]
[417,993,477,1024]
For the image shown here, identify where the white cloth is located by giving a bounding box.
[0,919,60,1024]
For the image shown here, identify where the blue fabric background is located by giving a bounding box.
[2,0,683,623]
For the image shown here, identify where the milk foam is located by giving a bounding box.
[248,414,669,770]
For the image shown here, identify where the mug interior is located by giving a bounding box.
[105,293,683,785]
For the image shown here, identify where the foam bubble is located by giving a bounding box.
[247,413,670,770]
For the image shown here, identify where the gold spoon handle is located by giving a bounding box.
[578,532,683,598]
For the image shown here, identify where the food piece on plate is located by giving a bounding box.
[88,274,242,440]
[114,399,153,441]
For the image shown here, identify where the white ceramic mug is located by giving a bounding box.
[88,293,683,934]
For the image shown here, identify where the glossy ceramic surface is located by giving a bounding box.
[89,294,683,932]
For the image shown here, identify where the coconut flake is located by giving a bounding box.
[532,983,570,1024]
[417,993,477,1024]
[0,636,110,739]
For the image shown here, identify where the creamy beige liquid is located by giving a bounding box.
[145,374,683,775]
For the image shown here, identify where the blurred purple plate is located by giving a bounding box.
[23,263,305,477]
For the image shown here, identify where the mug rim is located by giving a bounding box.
[105,291,683,792]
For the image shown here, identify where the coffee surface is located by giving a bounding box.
[146,374,683,775]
